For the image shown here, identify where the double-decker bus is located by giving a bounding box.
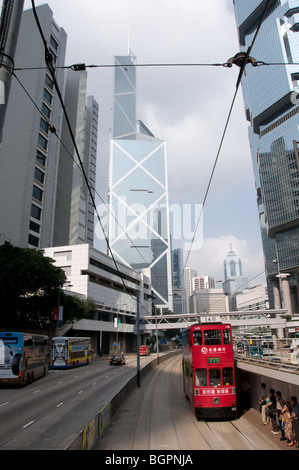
[0,332,49,385]
[182,320,237,420]
[51,336,91,368]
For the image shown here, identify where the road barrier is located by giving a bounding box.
[62,350,181,450]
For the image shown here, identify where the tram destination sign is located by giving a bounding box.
[200,315,222,323]
[208,357,221,364]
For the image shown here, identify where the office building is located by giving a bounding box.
[172,248,184,288]
[53,69,98,247]
[236,284,269,311]
[193,275,215,290]
[172,287,187,314]
[183,267,197,313]
[0,5,98,249]
[189,289,228,314]
[233,0,299,312]
[108,53,172,311]
[223,246,248,310]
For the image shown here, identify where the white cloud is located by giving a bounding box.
[183,235,266,287]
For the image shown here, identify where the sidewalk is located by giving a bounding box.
[242,408,298,451]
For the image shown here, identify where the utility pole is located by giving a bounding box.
[0,0,25,141]
[136,289,140,387]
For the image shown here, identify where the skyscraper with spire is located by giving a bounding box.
[223,245,247,311]
[108,53,172,311]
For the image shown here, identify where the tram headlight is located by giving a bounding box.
[213,397,221,406]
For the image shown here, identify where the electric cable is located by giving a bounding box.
[30,0,140,304]
[12,61,299,72]
[183,0,271,274]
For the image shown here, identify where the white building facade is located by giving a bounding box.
[236,284,269,311]
[43,244,151,354]
[189,289,228,314]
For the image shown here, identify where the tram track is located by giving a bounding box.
[97,354,281,451]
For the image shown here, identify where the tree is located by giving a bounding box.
[59,293,97,324]
[0,243,66,327]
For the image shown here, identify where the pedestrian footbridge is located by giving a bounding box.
[139,309,291,331]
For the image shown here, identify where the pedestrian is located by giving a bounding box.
[240,376,251,411]
[276,391,286,441]
[259,382,270,425]
[265,389,280,434]
[290,396,299,447]
[280,401,295,446]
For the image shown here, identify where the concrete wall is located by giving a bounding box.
[237,360,299,412]
[64,351,181,450]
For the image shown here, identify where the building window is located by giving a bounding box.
[32,185,43,202]
[43,88,53,105]
[29,220,40,234]
[40,118,49,135]
[34,167,45,184]
[42,102,51,119]
[28,234,39,247]
[31,204,41,220]
[38,133,48,150]
[50,35,59,51]
[36,149,46,167]
[45,74,54,90]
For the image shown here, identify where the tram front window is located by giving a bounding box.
[193,330,202,346]
[223,367,234,386]
[223,329,231,344]
[204,329,221,345]
[209,368,221,387]
[195,368,207,386]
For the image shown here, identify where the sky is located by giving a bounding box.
[24,0,266,286]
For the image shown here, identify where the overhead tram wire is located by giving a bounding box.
[30,0,139,303]
[30,0,175,308]
[13,59,299,73]
[183,0,271,273]
[29,1,171,314]
[29,0,271,309]
[11,68,170,314]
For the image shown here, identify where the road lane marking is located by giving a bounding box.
[0,401,9,407]
[56,402,64,407]
[23,421,34,429]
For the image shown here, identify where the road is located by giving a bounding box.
[96,355,283,451]
[0,355,142,449]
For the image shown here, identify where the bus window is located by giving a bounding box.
[195,368,207,386]
[222,367,234,386]
[204,329,221,345]
[223,329,231,344]
[193,330,202,345]
[209,368,221,387]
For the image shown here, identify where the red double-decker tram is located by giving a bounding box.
[182,320,237,420]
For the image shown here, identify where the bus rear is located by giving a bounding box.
[0,332,49,385]
[51,337,91,368]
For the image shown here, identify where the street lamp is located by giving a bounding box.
[147,294,159,364]
[115,304,127,353]
[136,289,140,387]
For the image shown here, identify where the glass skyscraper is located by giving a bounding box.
[233,0,299,311]
[108,53,172,311]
